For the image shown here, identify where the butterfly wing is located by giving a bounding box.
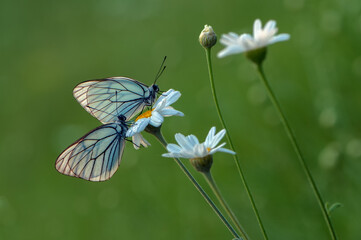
[55,123,126,181]
[73,77,154,123]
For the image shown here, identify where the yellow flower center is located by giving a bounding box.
[135,109,153,121]
[206,147,211,152]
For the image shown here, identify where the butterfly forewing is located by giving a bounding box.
[55,123,126,182]
[73,77,154,123]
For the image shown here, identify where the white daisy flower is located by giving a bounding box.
[162,127,235,159]
[126,89,184,149]
[217,19,290,58]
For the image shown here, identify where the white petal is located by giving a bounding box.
[162,89,175,97]
[219,33,239,45]
[175,133,194,151]
[132,134,140,149]
[194,144,207,158]
[205,127,216,146]
[160,107,184,117]
[154,98,167,112]
[139,134,151,148]
[164,91,181,107]
[212,147,236,155]
[131,134,143,149]
[187,135,199,146]
[180,151,196,158]
[217,45,244,58]
[149,111,164,127]
[126,119,149,137]
[264,20,276,32]
[162,153,176,158]
[268,34,290,45]
[132,133,150,149]
[228,32,240,38]
[166,143,182,153]
[239,34,257,50]
[154,89,173,106]
[253,19,262,35]
[210,129,226,148]
[208,142,226,154]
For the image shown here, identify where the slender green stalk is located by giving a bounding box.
[151,128,241,239]
[203,171,249,240]
[256,64,338,240]
[205,48,268,240]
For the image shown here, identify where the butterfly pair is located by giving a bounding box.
[55,77,159,181]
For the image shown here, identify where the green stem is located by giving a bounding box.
[151,128,241,239]
[256,64,338,240]
[203,171,249,240]
[205,48,268,240]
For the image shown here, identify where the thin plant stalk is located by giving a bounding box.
[204,48,269,240]
[150,128,241,239]
[256,63,337,240]
[203,171,249,240]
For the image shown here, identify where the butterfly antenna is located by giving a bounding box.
[153,56,167,85]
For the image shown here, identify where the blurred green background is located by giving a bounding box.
[1,0,361,239]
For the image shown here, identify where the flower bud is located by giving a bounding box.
[199,25,217,49]
[190,155,213,173]
[245,47,267,65]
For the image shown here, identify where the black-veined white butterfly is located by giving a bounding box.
[73,57,166,123]
[55,58,167,181]
[55,117,128,181]
[73,77,160,123]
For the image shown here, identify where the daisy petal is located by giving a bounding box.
[240,34,257,50]
[160,107,184,117]
[210,129,226,148]
[187,135,199,146]
[217,45,244,58]
[268,34,290,45]
[208,142,226,154]
[194,144,207,158]
[154,98,167,112]
[216,148,236,155]
[253,19,262,35]
[220,33,239,45]
[164,91,181,107]
[127,118,149,137]
[166,143,182,153]
[154,89,174,106]
[205,127,216,146]
[150,111,164,127]
[132,134,141,149]
[175,133,194,151]
[264,20,276,32]
[162,153,176,158]
[181,151,196,158]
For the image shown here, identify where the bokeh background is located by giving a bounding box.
[1,0,361,239]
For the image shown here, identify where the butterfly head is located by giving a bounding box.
[152,84,159,93]
[147,84,159,105]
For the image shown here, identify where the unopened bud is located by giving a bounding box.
[199,25,217,49]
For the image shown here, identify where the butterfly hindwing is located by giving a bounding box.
[55,123,126,182]
[73,77,156,123]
